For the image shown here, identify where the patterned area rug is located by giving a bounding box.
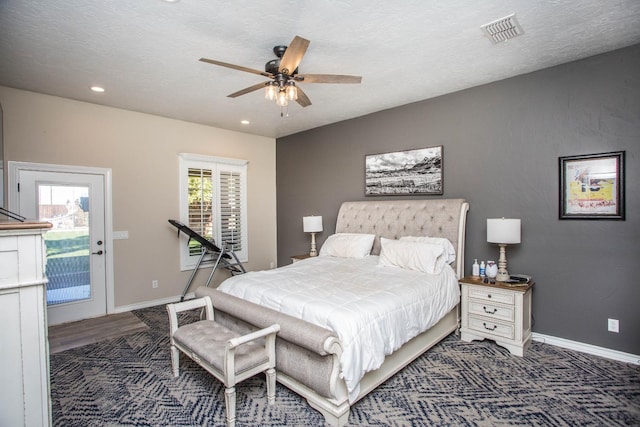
[50,305,640,426]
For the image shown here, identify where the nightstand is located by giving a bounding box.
[290,253,312,263]
[459,276,533,357]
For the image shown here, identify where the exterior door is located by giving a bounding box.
[14,167,108,325]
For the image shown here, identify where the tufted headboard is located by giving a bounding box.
[335,199,469,278]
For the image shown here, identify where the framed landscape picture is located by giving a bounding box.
[365,146,443,196]
[559,151,625,220]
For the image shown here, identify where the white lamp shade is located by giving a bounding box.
[303,216,323,233]
[487,218,521,244]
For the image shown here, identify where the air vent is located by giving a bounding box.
[481,13,524,44]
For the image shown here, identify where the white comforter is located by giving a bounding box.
[217,255,460,402]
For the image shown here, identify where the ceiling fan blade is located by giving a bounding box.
[295,86,312,107]
[227,82,268,98]
[279,36,310,75]
[199,58,272,78]
[295,74,362,84]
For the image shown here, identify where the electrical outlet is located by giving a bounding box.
[608,318,619,333]
[152,280,158,289]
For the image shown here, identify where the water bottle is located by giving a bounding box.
[472,259,480,277]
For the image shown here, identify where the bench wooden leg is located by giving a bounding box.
[170,344,180,377]
[266,367,276,405]
[224,386,236,427]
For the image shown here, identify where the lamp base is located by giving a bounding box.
[309,232,318,257]
[496,271,510,281]
[497,244,509,281]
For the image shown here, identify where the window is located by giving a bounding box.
[178,153,248,270]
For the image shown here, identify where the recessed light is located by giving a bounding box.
[162,0,180,3]
[240,120,250,125]
[90,86,105,93]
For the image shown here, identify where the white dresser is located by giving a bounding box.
[0,220,52,427]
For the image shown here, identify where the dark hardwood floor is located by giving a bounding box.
[48,311,149,354]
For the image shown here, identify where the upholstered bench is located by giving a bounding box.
[167,296,280,427]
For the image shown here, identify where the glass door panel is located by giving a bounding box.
[38,184,91,306]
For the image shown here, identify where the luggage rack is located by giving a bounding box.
[168,219,246,301]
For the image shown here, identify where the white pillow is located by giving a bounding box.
[378,237,448,274]
[399,236,456,264]
[319,233,376,258]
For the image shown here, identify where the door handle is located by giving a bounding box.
[93,240,104,255]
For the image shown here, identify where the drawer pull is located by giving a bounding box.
[483,306,497,314]
[483,322,497,331]
[487,294,492,298]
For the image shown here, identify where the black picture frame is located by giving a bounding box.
[559,151,625,220]
[365,146,443,196]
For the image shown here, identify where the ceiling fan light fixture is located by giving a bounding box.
[276,90,289,107]
[265,82,277,100]
[286,81,298,101]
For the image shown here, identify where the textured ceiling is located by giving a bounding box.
[1,1,639,138]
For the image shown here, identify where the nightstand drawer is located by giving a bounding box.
[468,300,514,322]
[468,286,515,305]
[468,315,514,340]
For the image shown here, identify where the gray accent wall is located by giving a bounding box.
[276,44,639,355]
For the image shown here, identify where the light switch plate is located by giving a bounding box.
[113,231,129,240]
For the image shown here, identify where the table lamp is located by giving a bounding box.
[487,218,521,281]
[303,215,323,257]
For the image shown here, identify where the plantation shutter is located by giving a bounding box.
[179,153,248,271]
[187,167,213,256]
[219,170,242,253]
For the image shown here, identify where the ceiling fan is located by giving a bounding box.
[199,36,362,110]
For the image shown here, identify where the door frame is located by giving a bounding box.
[8,161,115,316]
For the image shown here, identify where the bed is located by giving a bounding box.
[195,198,469,426]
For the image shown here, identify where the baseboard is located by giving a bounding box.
[532,333,640,365]
[112,292,196,313]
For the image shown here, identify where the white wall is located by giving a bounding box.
[1,86,277,308]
